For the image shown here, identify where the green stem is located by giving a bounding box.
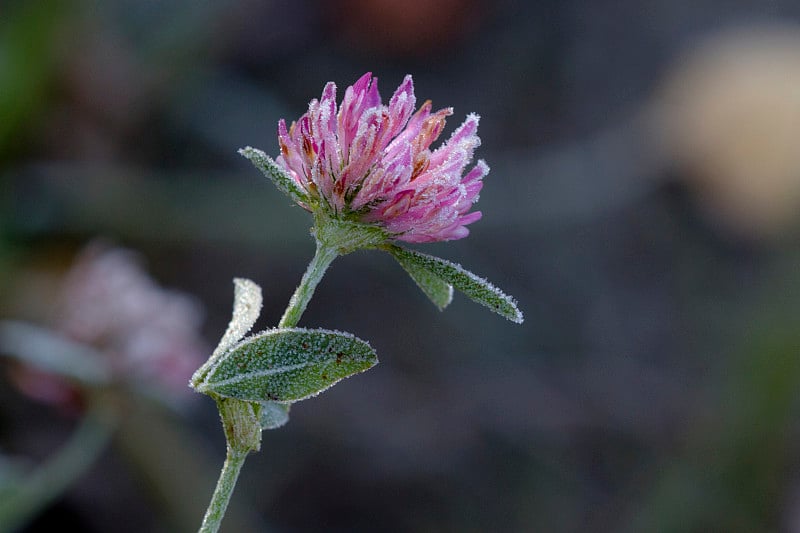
[198,449,248,533]
[278,239,338,329]
[198,397,260,533]
[198,240,338,532]
[0,403,116,532]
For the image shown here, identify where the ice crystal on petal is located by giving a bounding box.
[274,72,487,243]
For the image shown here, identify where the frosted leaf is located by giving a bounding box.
[191,278,262,387]
[215,278,263,358]
[390,248,453,310]
[239,146,310,206]
[0,321,111,384]
[196,328,378,402]
[258,401,290,430]
[387,246,524,323]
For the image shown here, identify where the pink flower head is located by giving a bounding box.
[9,242,208,409]
[276,72,487,243]
[56,244,207,398]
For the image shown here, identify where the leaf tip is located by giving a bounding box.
[433,285,454,311]
[238,145,260,158]
[389,246,523,323]
[190,378,209,393]
[507,301,524,324]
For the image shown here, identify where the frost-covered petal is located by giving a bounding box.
[386,75,416,140]
[338,72,381,158]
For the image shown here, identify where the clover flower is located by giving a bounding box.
[5,243,207,408]
[195,72,522,533]
[274,72,487,243]
[55,243,207,396]
[238,73,522,324]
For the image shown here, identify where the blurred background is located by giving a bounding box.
[3,0,800,531]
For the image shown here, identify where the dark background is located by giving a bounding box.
[3,1,800,531]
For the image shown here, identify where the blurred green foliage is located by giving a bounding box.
[0,1,69,161]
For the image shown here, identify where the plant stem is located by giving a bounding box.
[278,239,338,329]
[199,239,338,532]
[0,403,116,532]
[198,449,248,533]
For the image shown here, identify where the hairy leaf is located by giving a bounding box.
[390,248,453,310]
[196,328,377,402]
[387,246,523,323]
[239,146,309,206]
[216,278,263,355]
[257,401,290,430]
[192,278,262,387]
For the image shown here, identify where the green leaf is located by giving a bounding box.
[215,278,263,356]
[0,1,67,156]
[390,247,453,310]
[0,321,111,384]
[387,246,524,323]
[196,328,378,402]
[191,278,263,387]
[257,401,290,430]
[239,146,309,206]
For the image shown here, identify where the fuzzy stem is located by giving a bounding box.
[278,239,338,329]
[198,397,260,533]
[198,239,338,532]
[197,449,248,533]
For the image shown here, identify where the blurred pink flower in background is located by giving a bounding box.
[276,72,487,243]
[11,243,207,408]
